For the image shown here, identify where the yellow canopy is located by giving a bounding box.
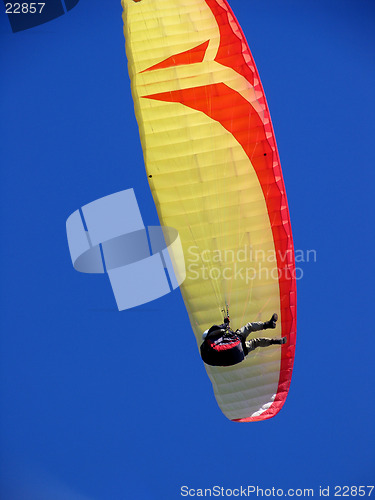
[122,0,296,421]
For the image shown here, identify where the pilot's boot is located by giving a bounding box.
[270,336,287,345]
[263,313,278,330]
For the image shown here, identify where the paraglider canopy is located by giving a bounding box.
[122,0,296,421]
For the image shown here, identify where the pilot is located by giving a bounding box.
[200,313,286,367]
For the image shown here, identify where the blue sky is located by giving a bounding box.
[1,1,374,499]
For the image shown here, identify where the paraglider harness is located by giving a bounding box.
[200,310,247,367]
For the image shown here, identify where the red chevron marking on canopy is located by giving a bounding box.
[142,40,210,73]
